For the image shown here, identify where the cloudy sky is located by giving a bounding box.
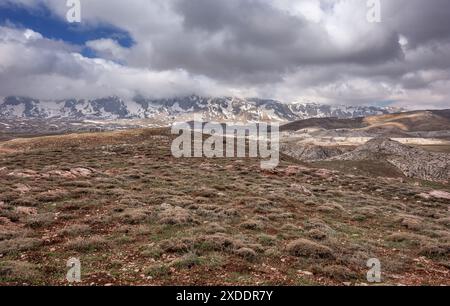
[0,0,449,109]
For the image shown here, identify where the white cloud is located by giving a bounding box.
[0,26,228,100]
[0,0,449,109]
[86,38,129,62]
[271,0,325,23]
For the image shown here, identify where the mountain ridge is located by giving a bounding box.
[281,109,450,134]
[0,95,403,122]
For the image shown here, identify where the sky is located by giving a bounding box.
[0,0,449,109]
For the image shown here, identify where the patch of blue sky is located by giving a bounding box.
[0,2,134,58]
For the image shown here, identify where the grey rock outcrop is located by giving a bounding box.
[330,137,450,182]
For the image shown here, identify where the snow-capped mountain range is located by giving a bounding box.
[0,96,402,122]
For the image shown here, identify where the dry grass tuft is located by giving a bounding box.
[25,213,56,229]
[0,261,42,284]
[195,234,238,252]
[0,238,42,255]
[240,219,264,230]
[419,243,450,259]
[60,224,91,237]
[158,205,195,225]
[235,247,258,262]
[286,238,334,259]
[65,235,109,252]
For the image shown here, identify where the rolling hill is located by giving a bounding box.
[281,110,450,134]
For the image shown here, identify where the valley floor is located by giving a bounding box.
[0,128,449,285]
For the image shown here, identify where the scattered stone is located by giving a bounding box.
[15,207,37,216]
[284,165,311,176]
[8,170,38,178]
[315,169,336,179]
[290,184,313,195]
[429,190,450,200]
[417,193,431,200]
[70,167,94,177]
[15,184,30,193]
[297,270,314,276]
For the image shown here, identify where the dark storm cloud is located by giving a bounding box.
[147,0,402,82]
[384,0,450,47]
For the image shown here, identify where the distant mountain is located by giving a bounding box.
[0,96,402,122]
[281,109,450,134]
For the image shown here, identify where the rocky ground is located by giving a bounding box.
[282,137,450,183]
[0,128,449,285]
[330,137,450,183]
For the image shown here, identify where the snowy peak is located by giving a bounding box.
[0,96,402,122]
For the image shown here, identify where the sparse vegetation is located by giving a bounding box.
[286,238,334,259]
[0,261,43,284]
[65,236,110,252]
[0,127,448,285]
